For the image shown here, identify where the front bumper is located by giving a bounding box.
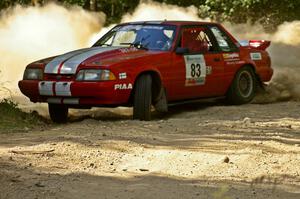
[18,80,132,106]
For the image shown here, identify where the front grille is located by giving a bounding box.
[44,74,75,81]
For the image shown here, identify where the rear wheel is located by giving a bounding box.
[48,104,69,123]
[133,74,152,121]
[226,66,257,105]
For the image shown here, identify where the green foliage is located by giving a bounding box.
[0,99,46,133]
[0,0,31,9]
[154,0,300,31]
[62,0,86,7]
[204,0,300,29]
[95,0,140,25]
[206,0,300,30]
[153,0,206,7]
[0,0,300,32]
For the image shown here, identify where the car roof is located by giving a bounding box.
[122,20,219,27]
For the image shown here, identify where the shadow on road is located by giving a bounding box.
[0,157,299,199]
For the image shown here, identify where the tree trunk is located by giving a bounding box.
[140,0,151,3]
[111,3,114,17]
[90,0,96,11]
[31,0,38,6]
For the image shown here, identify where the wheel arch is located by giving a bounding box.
[241,63,263,87]
[225,63,258,105]
[129,70,163,105]
[227,63,262,93]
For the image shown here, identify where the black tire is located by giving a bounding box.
[133,74,152,121]
[48,104,69,123]
[226,66,257,105]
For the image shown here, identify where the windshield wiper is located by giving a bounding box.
[98,44,111,47]
[120,35,151,50]
[120,42,149,50]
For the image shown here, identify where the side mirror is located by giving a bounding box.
[175,47,189,54]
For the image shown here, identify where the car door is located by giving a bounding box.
[171,25,225,100]
[208,25,242,95]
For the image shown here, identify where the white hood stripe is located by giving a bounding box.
[44,47,120,74]
[60,47,120,74]
[44,48,90,74]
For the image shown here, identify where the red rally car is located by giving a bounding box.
[19,21,273,122]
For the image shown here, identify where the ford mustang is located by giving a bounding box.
[19,21,273,122]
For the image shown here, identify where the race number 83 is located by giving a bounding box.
[184,54,207,86]
[191,63,201,77]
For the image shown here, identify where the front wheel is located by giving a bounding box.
[133,74,152,121]
[226,66,257,105]
[48,104,69,123]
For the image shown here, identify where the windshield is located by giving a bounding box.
[93,24,177,51]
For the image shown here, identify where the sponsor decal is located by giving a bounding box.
[206,66,212,75]
[184,54,207,86]
[226,60,246,65]
[119,72,127,79]
[119,47,139,53]
[250,52,262,60]
[120,25,142,31]
[223,53,240,62]
[114,83,133,90]
[143,25,164,30]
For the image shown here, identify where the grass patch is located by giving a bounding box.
[0,99,46,133]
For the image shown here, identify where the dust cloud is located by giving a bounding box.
[0,1,300,105]
[0,3,105,97]
[225,22,300,102]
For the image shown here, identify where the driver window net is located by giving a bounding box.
[181,28,212,53]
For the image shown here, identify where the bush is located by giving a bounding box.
[0,99,46,133]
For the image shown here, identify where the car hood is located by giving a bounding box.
[36,46,163,75]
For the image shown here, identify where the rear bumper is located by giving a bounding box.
[18,80,132,106]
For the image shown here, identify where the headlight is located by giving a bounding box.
[76,69,116,81]
[23,68,43,80]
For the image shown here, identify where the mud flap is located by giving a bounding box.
[256,74,267,92]
[154,88,168,113]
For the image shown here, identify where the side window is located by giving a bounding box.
[181,27,217,54]
[163,29,175,40]
[96,31,115,46]
[210,26,238,52]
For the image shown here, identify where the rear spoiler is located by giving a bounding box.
[239,40,271,50]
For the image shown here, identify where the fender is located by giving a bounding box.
[223,50,258,93]
[130,67,164,104]
[133,67,163,85]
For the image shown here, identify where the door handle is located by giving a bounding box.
[214,58,221,62]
